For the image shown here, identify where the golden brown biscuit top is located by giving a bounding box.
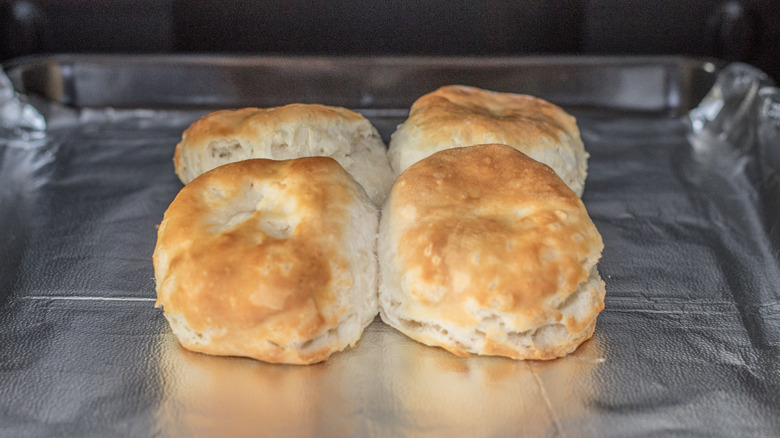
[388,144,603,327]
[154,157,358,340]
[404,85,581,150]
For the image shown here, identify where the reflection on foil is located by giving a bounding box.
[155,318,603,438]
[379,326,604,437]
[155,317,384,438]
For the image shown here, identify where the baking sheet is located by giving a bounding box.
[1,56,780,438]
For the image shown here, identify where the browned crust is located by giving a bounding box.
[154,157,364,364]
[381,144,604,360]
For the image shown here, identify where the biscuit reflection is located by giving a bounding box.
[153,319,606,437]
[377,323,606,437]
[155,332,353,438]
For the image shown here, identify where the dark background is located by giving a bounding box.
[1,0,778,82]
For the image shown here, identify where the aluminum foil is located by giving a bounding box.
[1,60,780,438]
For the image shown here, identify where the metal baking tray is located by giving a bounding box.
[2,55,779,438]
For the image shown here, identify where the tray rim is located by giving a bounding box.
[2,54,723,114]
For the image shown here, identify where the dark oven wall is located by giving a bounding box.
[1,0,778,82]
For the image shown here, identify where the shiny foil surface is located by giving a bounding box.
[1,57,779,437]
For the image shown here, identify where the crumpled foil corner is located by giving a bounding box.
[0,68,46,139]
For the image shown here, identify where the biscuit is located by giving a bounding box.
[174,104,393,205]
[154,157,379,364]
[378,144,605,360]
[389,85,588,195]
